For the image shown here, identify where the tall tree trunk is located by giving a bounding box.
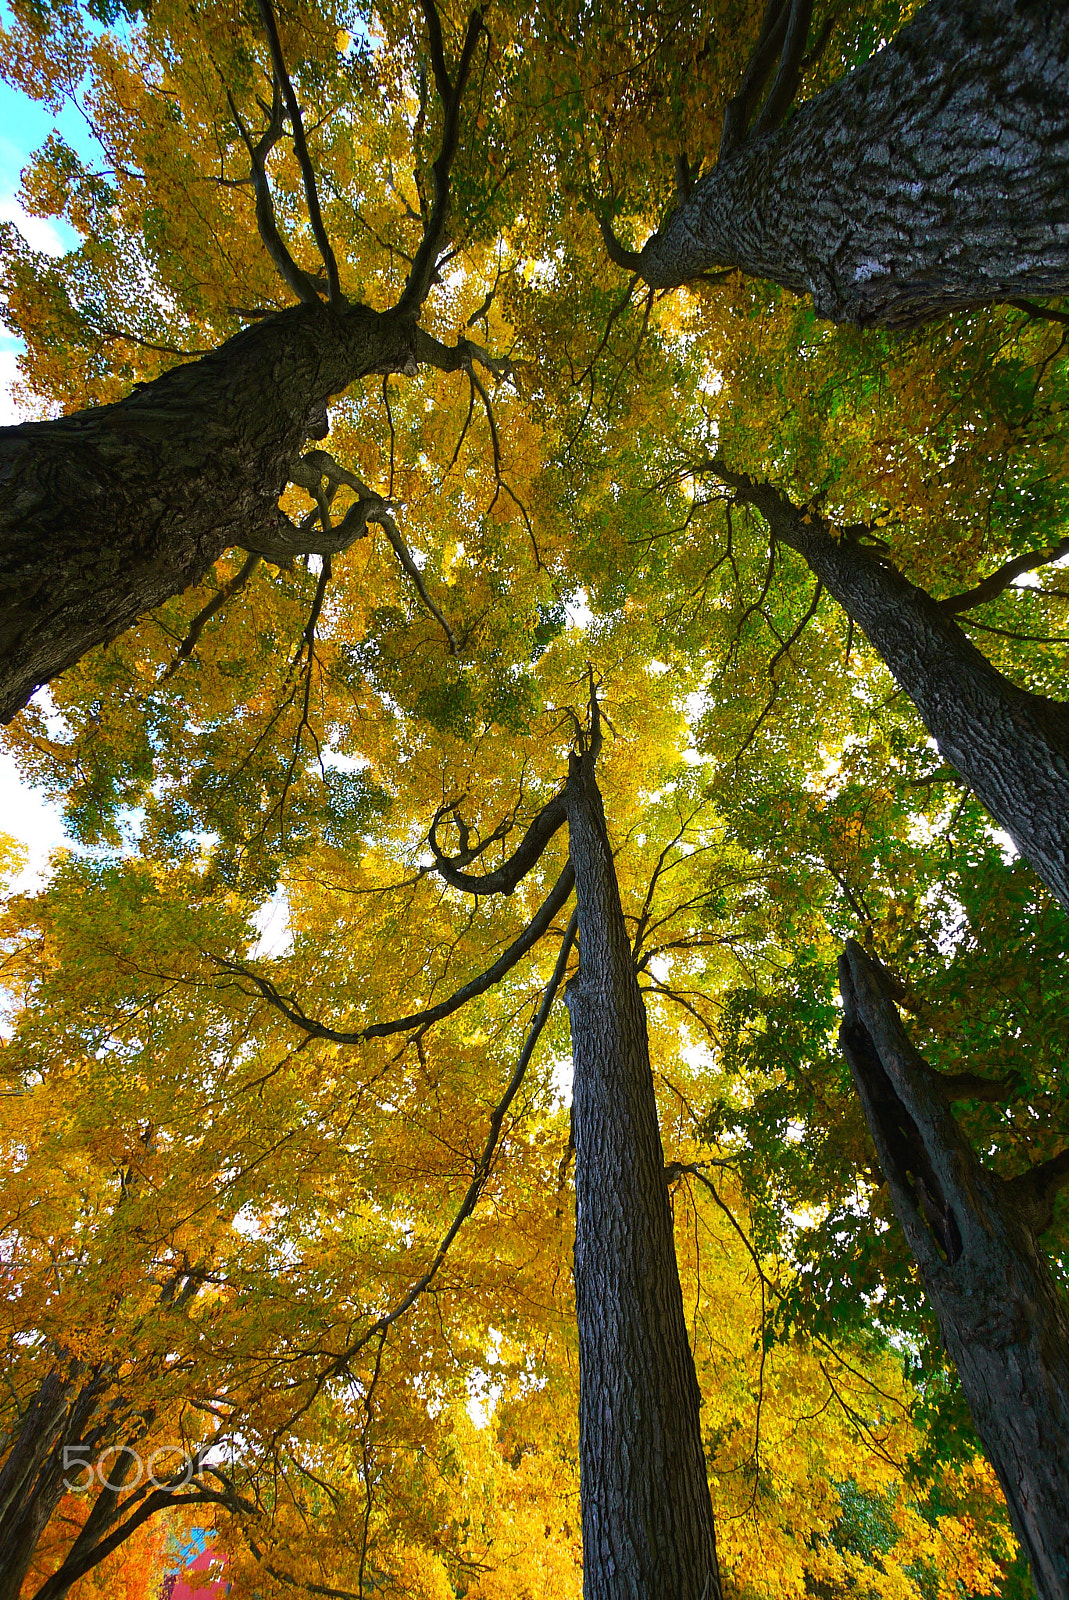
[563,750,721,1600]
[0,303,459,723]
[633,0,1069,327]
[717,461,1069,909]
[839,940,1069,1600]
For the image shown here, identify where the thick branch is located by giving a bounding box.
[220,861,574,1044]
[718,0,790,160]
[227,85,321,306]
[1007,297,1069,327]
[598,214,643,275]
[1008,1148,1069,1237]
[256,0,343,308]
[397,5,484,314]
[935,1068,1024,1104]
[29,1451,230,1600]
[428,790,568,895]
[751,0,814,140]
[839,941,968,1270]
[939,539,1069,615]
[702,455,1069,908]
[411,326,511,382]
[838,939,1069,1584]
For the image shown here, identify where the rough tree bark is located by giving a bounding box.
[624,0,1069,327]
[563,746,721,1600]
[420,710,721,1598]
[0,1368,110,1600]
[839,940,1069,1600]
[714,460,1069,909]
[0,0,488,722]
[0,307,473,724]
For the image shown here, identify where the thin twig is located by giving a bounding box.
[159,554,261,682]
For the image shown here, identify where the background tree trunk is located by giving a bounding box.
[0,1369,109,1600]
[563,751,721,1600]
[0,303,421,723]
[636,0,1069,327]
[839,941,1069,1600]
[719,463,1069,908]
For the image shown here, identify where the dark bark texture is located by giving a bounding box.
[637,0,1069,326]
[0,1368,110,1600]
[0,302,427,723]
[563,753,721,1600]
[719,462,1069,909]
[840,941,1069,1600]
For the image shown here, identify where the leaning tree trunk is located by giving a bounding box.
[839,941,1069,1600]
[0,1367,111,1600]
[633,0,1069,327]
[0,302,453,723]
[562,751,721,1600]
[718,462,1069,909]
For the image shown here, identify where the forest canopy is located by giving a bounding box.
[1,0,1068,1595]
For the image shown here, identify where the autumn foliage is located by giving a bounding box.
[2,0,1068,1594]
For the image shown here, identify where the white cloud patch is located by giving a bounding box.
[0,197,72,256]
[0,346,26,426]
[0,751,71,895]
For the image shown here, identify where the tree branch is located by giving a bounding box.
[935,1069,1025,1104]
[428,788,568,895]
[411,326,511,382]
[752,0,815,139]
[227,83,321,305]
[320,908,578,1381]
[397,4,485,314]
[598,213,643,274]
[1006,297,1069,326]
[1008,1148,1069,1236]
[938,538,1069,614]
[159,554,261,683]
[718,0,790,159]
[369,507,459,653]
[216,861,575,1045]
[255,0,343,308]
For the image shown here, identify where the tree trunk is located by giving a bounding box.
[839,940,1069,1600]
[635,0,1069,327]
[0,302,428,723]
[718,462,1069,909]
[563,751,721,1600]
[0,1368,110,1600]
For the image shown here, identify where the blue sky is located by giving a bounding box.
[0,6,97,423]
[0,15,101,881]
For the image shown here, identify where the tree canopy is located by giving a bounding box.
[2,0,1069,1594]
